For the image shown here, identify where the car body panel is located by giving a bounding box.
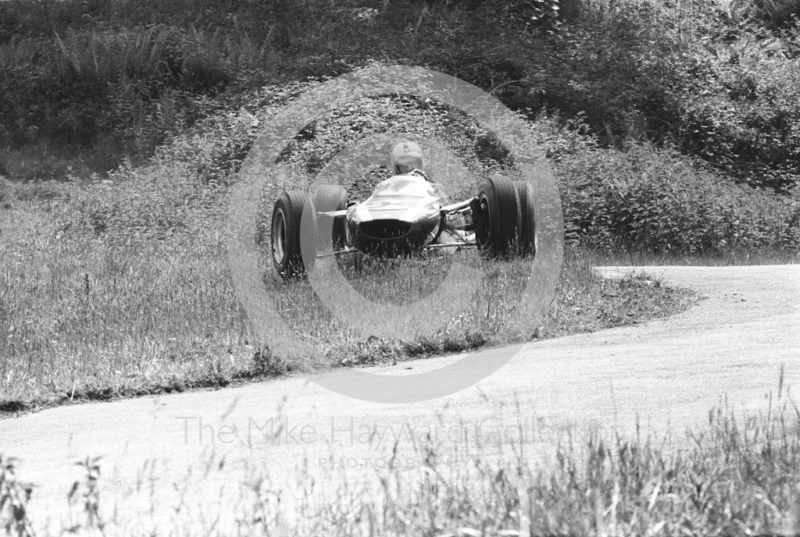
[340,173,469,255]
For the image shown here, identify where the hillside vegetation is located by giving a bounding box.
[1,0,799,188]
[0,0,799,410]
[1,0,799,252]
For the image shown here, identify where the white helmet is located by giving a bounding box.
[391,141,424,175]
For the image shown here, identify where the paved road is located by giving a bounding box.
[1,265,798,534]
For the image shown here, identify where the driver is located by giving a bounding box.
[390,141,431,181]
[389,140,467,242]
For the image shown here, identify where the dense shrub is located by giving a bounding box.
[558,143,800,253]
[752,0,800,27]
[413,0,800,191]
[648,6,797,191]
[1,0,798,193]
[152,85,799,256]
[0,24,279,160]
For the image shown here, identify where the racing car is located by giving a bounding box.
[270,173,536,279]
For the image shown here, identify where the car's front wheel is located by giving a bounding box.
[271,190,316,279]
[474,177,519,256]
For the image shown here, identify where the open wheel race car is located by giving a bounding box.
[270,173,536,279]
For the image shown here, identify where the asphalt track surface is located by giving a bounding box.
[1,265,798,533]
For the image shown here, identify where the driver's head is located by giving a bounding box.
[391,141,424,175]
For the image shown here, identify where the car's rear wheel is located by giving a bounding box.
[313,185,348,251]
[474,177,519,256]
[514,180,536,257]
[271,190,317,279]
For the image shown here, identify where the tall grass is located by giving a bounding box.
[0,162,695,410]
[2,63,795,411]
[0,222,251,404]
[0,23,282,173]
[5,80,797,410]
[0,190,693,407]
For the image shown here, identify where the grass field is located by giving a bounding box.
[1,79,796,416]
[0,63,793,419]
[0,86,713,415]
[0,174,697,413]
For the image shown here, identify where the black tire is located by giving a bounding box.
[474,177,519,256]
[514,180,536,257]
[313,185,348,251]
[270,190,317,279]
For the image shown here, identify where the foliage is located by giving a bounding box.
[753,0,800,27]
[1,0,799,188]
[558,142,800,253]
[0,96,696,409]
[151,80,316,185]
[1,8,798,410]
[658,14,800,191]
[87,83,800,257]
[65,457,105,534]
[457,0,800,191]
[0,23,283,173]
[0,456,35,537]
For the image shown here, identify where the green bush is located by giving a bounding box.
[558,143,800,253]
[660,19,800,191]
[415,0,800,192]
[753,0,800,27]
[150,84,800,257]
[0,23,282,173]
[1,0,799,190]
